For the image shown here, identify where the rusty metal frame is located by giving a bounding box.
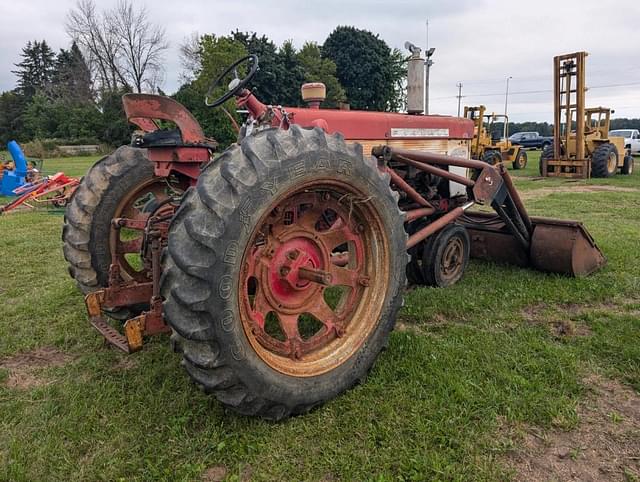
[372,146,510,250]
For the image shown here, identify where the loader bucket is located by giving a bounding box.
[529,217,606,277]
[462,213,606,277]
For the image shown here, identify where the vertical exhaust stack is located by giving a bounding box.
[405,42,425,114]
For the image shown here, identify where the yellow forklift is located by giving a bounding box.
[540,51,633,178]
[464,105,528,169]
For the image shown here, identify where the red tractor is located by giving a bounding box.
[63,55,605,420]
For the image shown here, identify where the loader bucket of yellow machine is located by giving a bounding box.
[529,217,606,277]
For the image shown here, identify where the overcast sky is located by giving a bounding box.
[1,0,639,122]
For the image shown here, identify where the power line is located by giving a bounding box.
[431,81,640,101]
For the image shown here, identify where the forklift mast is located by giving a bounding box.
[553,51,587,162]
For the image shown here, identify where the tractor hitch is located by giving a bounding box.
[84,211,172,353]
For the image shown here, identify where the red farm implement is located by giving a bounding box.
[1,172,79,214]
[62,54,605,420]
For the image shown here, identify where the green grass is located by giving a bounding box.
[0,153,639,481]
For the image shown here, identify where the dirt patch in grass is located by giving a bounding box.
[522,303,593,338]
[504,374,640,481]
[201,465,227,481]
[521,299,640,338]
[396,313,459,335]
[110,356,138,371]
[395,321,421,334]
[550,319,593,338]
[520,185,639,201]
[0,346,71,389]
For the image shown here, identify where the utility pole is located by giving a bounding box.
[503,76,512,139]
[456,82,463,117]
[424,19,435,115]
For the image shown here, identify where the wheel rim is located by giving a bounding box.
[239,180,390,377]
[109,177,182,282]
[439,236,464,284]
[519,151,527,167]
[608,152,617,173]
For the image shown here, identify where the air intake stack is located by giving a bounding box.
[301,83,326,109]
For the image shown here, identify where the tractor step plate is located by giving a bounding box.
[90,317,131,353]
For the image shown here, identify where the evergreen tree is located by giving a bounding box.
[231,31,282,105]
[0,91,27,144]
[274,40,306,106]
[51,41,93,103]
[12,40,56,99]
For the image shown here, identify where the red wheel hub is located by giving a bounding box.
[241,189,376,362]
[270,238,324,296]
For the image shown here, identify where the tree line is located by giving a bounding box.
[490,118,640,139]
[1,0,638,152]
[0,0,407,150]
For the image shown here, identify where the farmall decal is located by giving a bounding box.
[390,128,449,138]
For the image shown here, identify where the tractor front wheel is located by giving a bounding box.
[421,224,470,287]
[161,126,407,419]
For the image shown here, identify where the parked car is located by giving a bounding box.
[508,132,553,150]
[609,129,640,155]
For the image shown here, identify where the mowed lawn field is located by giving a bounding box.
[1,151,639,481]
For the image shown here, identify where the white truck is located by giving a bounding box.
[610,129,640,155]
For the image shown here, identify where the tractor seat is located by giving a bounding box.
[133,129,183,148]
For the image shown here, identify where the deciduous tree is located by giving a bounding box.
[66,0,168,93]
[323,26,405,111]
[297,42,345,107]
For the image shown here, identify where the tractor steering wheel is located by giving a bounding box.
[205,55,259,108]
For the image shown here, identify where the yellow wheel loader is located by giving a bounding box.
[464,105,528,170]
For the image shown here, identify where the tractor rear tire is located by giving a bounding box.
[421,224,470,287]
[622,154,634,175]
[512,149,527,170]
[482,150,502,166]
[63,146,155,295]
[539,144,555,176]
[161,126,407,420]
[591,143,618,178]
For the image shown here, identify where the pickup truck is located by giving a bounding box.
[609,129,640,155]
[508,132,553,149]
